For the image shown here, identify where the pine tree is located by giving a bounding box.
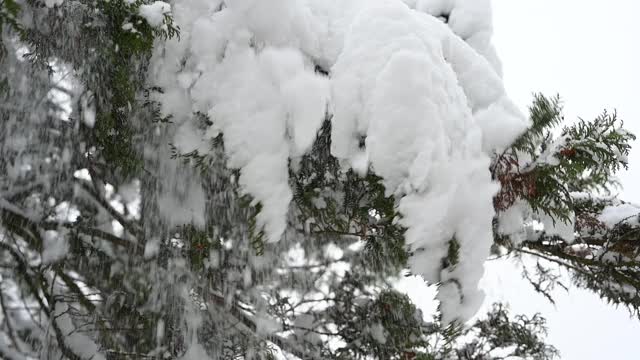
[0,1,638,360]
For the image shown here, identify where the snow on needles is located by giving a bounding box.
[138,1,171,27]
[599,202,640,228]
[149,0,528,323]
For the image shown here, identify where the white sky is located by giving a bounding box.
[492,0,640,202]
[487,1,640,359]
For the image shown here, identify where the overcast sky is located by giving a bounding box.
[492,0,640,202]
[487,1,640,359]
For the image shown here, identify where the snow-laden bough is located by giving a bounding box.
[148,0,529,324]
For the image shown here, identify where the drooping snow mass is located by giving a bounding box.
[149,0,527,323]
